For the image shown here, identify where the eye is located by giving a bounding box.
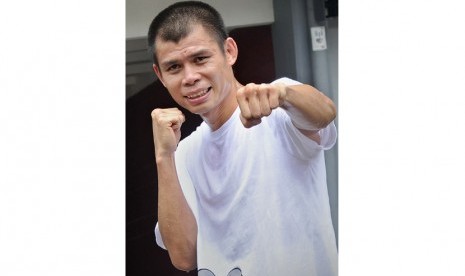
[194,56,208,63]
[166,64,181,72]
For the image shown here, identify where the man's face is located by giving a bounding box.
[153,25,237,117]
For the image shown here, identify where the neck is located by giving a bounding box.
[202,79,243,131]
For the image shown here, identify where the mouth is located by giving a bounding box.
[185,87,212,99]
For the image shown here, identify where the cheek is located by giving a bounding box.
[163,76,182,91]
[162,83,182,101]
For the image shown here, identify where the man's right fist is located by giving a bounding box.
[151,108,185,159]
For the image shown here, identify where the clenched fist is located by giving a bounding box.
[151,108,185,159]
[236,83,287,128]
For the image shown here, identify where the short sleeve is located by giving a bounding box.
[271,109,336,159]
[271,77,302,86]
[268,77,337,159]
[154,223,166,249]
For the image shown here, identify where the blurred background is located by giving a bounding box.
[126,0,338,275]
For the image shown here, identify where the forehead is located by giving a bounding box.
[155,25,221,63]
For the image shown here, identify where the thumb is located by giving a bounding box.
[170,114,185,130]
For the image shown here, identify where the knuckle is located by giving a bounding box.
[245,83,256,89]
[241,112,251,119]
[151,108,161,118]
[236,90,246,100]
[240,109,252,119]
[258,83,269,93]
[263,109,272,116]
[244,83,257,96]
[252,111,262,119]
[155,116,165,125]
[270,101,279,109]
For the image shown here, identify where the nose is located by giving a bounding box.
[182,64,200,86]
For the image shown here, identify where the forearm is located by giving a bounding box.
[282,84,336,131]
[157,154,197,272]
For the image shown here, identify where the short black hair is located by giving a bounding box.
[147,1,228,66]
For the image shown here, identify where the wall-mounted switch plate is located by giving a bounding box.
[310,26,327,51]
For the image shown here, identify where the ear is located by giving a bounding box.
[224,37,238,66]
[153,64,166,87]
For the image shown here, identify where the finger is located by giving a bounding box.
[237,86,252,119]
[258,84,272,116]
[241,83,261,119]
[151,108,184,129]
[240,113,262,128]
[151,108,181,120]
[151,108,163,120]
[170,113,185,130]
[248,91,262,119]
[268,88,280,109]
[163,109,184,127]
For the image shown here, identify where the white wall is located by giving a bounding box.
[126,0,275,39]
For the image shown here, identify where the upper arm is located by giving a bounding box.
[297,128,321,144]
[269,108,337,159]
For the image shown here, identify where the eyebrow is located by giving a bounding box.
[160,49,212,69]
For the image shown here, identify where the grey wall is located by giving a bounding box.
[272,0,339,244]
[126,0,274,39]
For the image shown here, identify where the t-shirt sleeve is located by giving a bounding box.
[154,140,199,250]
[271,77,302,86]
[269,77,337,159]
[273,110,337,159]
[154,222,166,249]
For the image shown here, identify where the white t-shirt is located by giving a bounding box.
[155,78,338,276]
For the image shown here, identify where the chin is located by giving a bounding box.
[184,104,209,116]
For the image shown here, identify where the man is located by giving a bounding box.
[148,1,338,275]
